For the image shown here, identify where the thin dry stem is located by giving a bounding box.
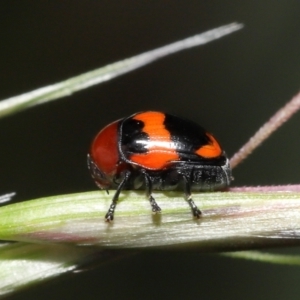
[230,90,300,168]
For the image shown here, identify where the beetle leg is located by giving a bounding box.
[144,173,161,214]
[105,171,131,222]
[182,175,202,218]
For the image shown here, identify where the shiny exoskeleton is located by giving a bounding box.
[88,111,232,221]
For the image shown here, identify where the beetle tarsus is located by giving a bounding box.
[149,195,161,213]
[187,198,202,218]
[105,214,113,222]
[144,173,161,214]
[105,203,116,222]
[104,171,131,222]
[183,176,202,218]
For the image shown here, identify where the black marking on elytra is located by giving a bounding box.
[164,114,212,161]
[120,118,149,154]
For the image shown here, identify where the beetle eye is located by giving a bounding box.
[87,154,111,189]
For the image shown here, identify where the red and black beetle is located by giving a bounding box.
[87,111,232,221]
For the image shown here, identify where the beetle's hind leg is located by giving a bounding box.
[144,173,161,214]
[105,171,131,222]
[182,175,202,218]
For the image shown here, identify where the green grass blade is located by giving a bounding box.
[223,251,300,266]
[0,242,130,297]
[0,23,242,118]
[1,189,300,296]
[0,190,300,249]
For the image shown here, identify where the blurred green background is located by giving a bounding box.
[1,1,300,299]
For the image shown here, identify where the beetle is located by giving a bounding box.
[87,111,232,221]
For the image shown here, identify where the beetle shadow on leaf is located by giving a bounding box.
[151,212,162,226]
